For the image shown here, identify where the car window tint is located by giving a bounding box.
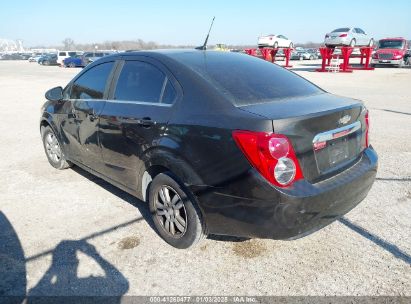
[171,52,322,106]
[161,80,177,104]
[59,52,66,56]
[114,61,165,103]
[332,28,350,32]
[70,62,114,100]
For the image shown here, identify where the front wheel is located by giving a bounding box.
[41,125,71,169]
[69,62,75,68]
[149,173,206,249]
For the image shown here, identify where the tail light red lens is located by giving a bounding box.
[232,131,303,187]
[339,33,348,37]
[365,110,370,148]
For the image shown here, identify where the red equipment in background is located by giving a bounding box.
[316,46,374,72]
[245,47,293,68]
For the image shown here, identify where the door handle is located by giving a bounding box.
[137,117,154,128]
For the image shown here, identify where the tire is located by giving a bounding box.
[69,62,75,68]
[43,60,50,66]
[349,39,356,47]
[368,39,374,47]
[273,42,278,49]
[41,125,71,170]
[149,172,206,249]
[309,55,314,60]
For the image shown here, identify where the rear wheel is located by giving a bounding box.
[149,172,206,249]
[41,125,71,169]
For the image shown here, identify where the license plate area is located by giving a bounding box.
[313,121,362,174]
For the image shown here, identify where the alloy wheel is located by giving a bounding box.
[45,133,62,163]
[155,186,187,237]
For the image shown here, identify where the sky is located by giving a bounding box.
[1,0,411,47]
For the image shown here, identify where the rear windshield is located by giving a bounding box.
[378,40,405,49]
[171,52,322,106]
[332,28,350,32]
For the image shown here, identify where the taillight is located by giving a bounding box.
[365,110,370,148]
[232,131,303,187]
[339,33,348,37]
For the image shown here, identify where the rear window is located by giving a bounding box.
[59,52,66,56]
[171,52,322,106]
[332,28,350,32]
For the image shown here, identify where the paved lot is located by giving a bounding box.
[0,59,410,297]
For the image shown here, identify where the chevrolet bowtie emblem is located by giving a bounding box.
[338,115,351,125]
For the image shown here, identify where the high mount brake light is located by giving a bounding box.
[232,131,304,187]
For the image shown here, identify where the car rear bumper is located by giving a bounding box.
[325,37,349,46]
[195,147,377,239]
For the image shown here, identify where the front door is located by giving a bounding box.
[61,61,116,169]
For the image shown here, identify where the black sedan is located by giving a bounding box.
[40,50,378,248]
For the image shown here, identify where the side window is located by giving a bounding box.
[59,52,66,56]
[70,62,114,100]
[114,61,166,103]
[161,80,177,104]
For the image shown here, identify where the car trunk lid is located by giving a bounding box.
[240,93,366,183]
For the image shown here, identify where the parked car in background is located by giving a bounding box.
[0,53,25,60]
[291,50,318,60]
[40,50,377,248]
[371,38,409,67]
[307,48,321,59]
[324,27,374,47]
[63,55,83,68]
[82,52,112,66]
[28,53,43,62]
[258,34,294,49]
[38,54,58,66]
[63,52,112,68]
[57,51,83,66]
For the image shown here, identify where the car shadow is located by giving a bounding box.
[27,240,129,303]
[0,212,26,304]
[0,211,130,303]
[70,166,155,231]
[339,217,411,266]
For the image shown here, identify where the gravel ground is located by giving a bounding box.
[0,59,410,297]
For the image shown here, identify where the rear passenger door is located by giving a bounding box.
[98,58,180,192]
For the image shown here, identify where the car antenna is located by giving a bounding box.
[195,17,215,50]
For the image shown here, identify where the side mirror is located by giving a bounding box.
[45,86,63,102]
